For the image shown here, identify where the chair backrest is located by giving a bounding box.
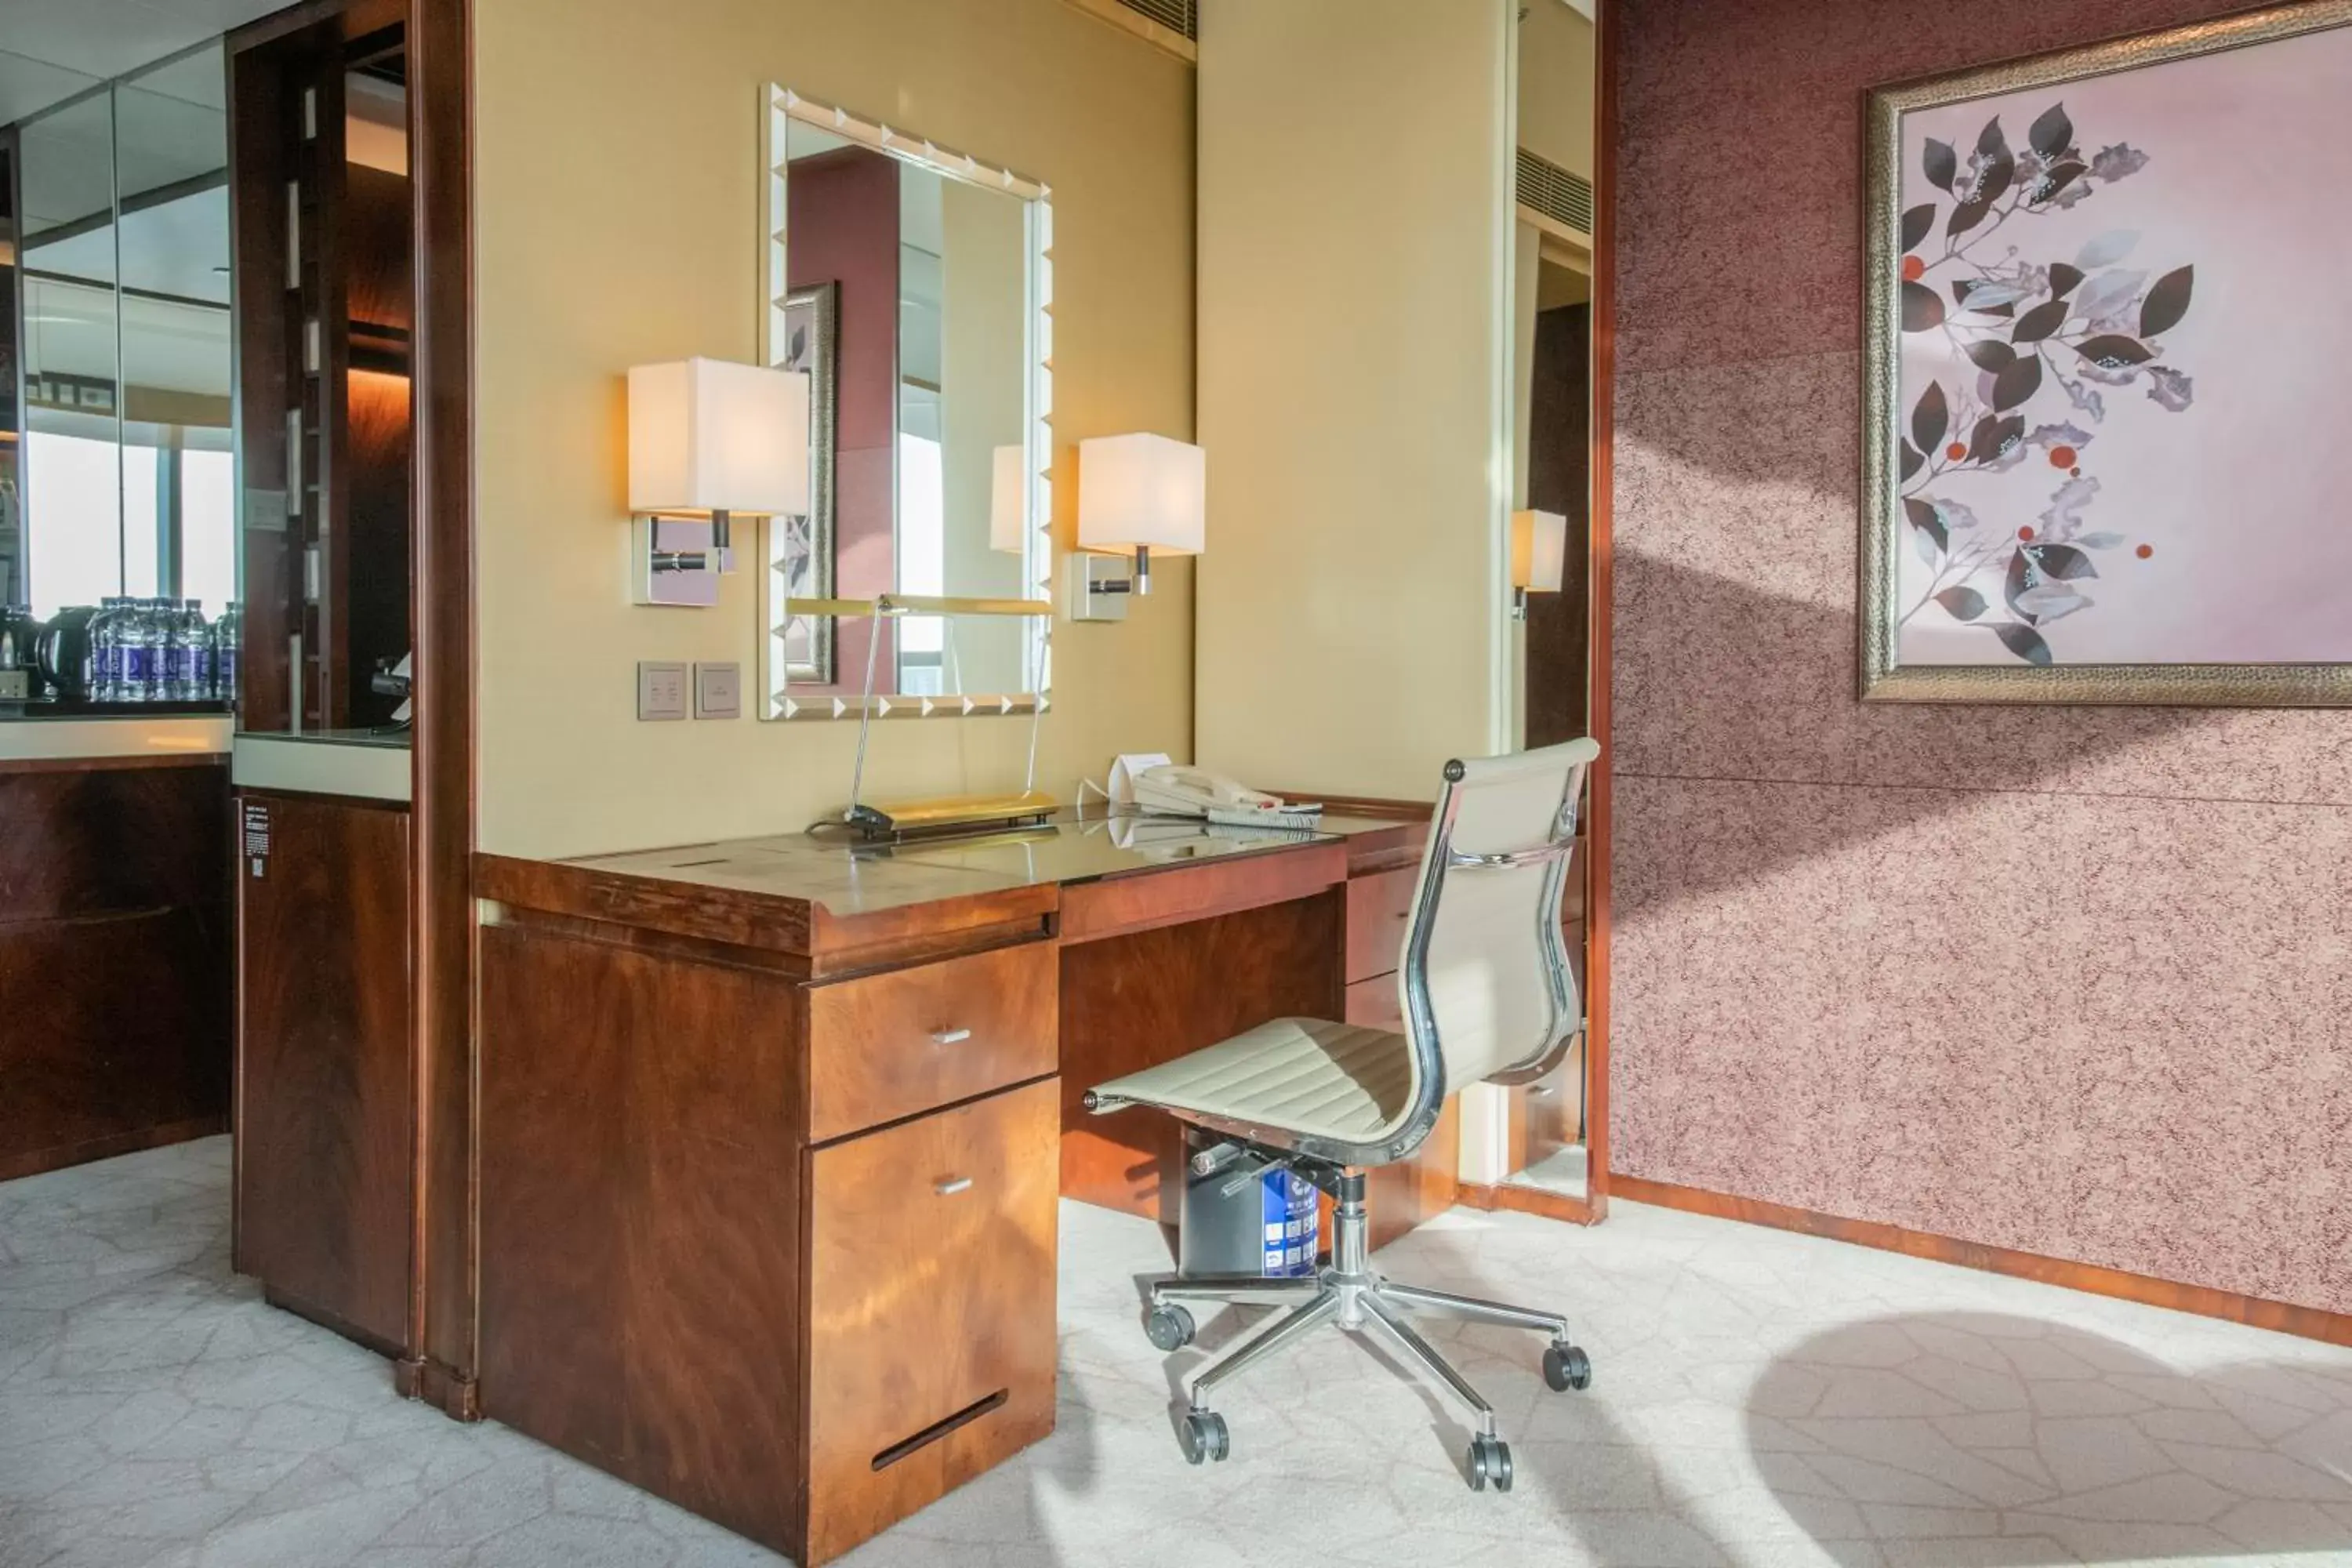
[1392,739,1598,1138]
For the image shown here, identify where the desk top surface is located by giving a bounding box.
[547,808,1419,917]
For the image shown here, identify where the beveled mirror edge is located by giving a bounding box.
[756,82,1054,723]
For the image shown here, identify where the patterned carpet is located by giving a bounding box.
[5,1137,2352,1567]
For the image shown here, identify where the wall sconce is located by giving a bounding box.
[989,444,1026,554]
[627,357,810,607]
[1510,507,1566,620]
[1069,432,1205,622]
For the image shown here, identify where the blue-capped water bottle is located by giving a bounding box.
[184,601,214,702]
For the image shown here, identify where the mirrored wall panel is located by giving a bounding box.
[5,47,236,711]
[759,87,1051,720]
[1502,0,1599,1206]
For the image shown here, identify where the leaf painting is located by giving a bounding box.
[1893,96,2198,663]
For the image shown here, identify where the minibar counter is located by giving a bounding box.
[0,716,234,1178]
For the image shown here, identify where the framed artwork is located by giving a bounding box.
[769,281,838,684]
[1860,2,2352,705]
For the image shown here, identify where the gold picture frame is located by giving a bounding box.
[1860,1,2352,706]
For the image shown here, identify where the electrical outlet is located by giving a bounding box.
[637,660,688,720]
[694,662,742,719]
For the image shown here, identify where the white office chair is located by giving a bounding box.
[1084,739,1599,1491]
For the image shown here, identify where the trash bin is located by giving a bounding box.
[1178,1127,1319,1279]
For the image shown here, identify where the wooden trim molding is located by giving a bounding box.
[408,0,480,1422]
[1612,1174,2352,1349]
[0,753,227,775]
[1457,1179,1601,1227]
[1579,0,1619,1223]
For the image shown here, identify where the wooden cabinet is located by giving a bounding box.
[234,789,413,1354]
[477,880,1063,1566]
[806,1079,1058,1564]
[0,757,231,1180]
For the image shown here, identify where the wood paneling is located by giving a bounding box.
[234,790,412,1353]
[1343,866,1415,983]
[806,1080,1059,1563]
[477,920,805,1553]
[1058,893,1345,1218]
[0,759,230,1181]
[1612,1174,2352,1349]
[808,940,1057,1143]
[410,0,478,1420]
[1058,841,1348,946]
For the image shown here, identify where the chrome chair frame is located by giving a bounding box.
[1086,743,1598,1487]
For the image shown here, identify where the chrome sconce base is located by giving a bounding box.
[633,513,736,608]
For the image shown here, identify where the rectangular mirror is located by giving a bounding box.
[758,86,1051,720]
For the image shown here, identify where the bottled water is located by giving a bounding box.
[87,598,123,701]
[122,600,162,703]
[163,599,202,701]
[215,603,241,706]
[184,601,214,703]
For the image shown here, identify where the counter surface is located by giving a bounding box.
[0,716,233,766]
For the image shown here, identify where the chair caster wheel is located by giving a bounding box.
[1180,1409,1229,1465]
[1544,1342,1592,1392]
[1145,1303,1196,1352]
[1466,1433,1512,1492]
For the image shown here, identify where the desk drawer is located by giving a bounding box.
[805,1078,1058,1564]
[806,941,1056,1143]
[1345,867,1417,983]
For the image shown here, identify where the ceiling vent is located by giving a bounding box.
[1111,0,1198,41]
[1515,147,1594,237]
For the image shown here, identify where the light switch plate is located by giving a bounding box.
[637,660,688,720]
[694,661,742,719]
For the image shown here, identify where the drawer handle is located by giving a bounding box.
[935,1176,975,1196]
[931,1027,974,1045]
[872,1388,1008,1472]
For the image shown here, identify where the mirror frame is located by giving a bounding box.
[757,84,1054,722]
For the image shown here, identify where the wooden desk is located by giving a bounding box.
[471,808,1435,1563]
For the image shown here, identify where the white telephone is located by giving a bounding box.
[1134,764,1323,829]
[1134,764,1279,817]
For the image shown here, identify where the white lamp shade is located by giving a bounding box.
[989,445,1027,554]
[1076,432,1205,556]
[1511,509,1568,594]
[627,357,811,517]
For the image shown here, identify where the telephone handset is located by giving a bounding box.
[1132,764,1281,818]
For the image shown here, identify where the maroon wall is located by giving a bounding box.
[789,145,898,691]
[1609,0,2352,1312]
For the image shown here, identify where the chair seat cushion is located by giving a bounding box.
[1091,1016,1415,1145]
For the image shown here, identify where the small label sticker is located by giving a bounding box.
[242,803,272,878]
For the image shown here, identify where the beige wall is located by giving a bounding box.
[1192,0,1514,801]
[1517,0,1594,180]
[474,0,1195,857]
